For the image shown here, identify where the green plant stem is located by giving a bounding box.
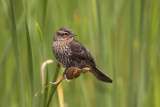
[46,64,61,107]
[9,0,24,106]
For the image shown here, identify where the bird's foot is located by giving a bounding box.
[81,67,90,73]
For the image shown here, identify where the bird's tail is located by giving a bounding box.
[90,68,112,83]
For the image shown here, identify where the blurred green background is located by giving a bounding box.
[0,0,160,107]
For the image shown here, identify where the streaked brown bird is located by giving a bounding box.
[52,28,112,83]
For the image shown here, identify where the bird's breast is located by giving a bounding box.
[52,41,72,68]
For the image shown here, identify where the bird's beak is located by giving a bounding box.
[69,32,77,37]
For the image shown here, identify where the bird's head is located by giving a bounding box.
[54,28,76,41]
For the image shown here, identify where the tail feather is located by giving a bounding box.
[90,68,112,83]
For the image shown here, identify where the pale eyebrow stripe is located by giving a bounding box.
[58,31,64,33]
[58,31,68,34]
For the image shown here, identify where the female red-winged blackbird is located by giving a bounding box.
[52,28,112,83]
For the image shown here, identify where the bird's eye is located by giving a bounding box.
[64,33,68,35]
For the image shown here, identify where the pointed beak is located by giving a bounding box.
[69,32,77,37]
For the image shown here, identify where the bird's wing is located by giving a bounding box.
[69,39,112,83]
[69,39,96,67]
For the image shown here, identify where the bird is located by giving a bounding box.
[52,28,112,83]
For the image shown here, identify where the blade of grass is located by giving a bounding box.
[22,0,35,106]
[129,0,135,107]
[96,0,104,65]
[9,0,24,106]
[46,63,60,107]
[35,21,45,46]
[137,0,145,107]
[35,21,49,106]
[25,17,35,107]
[151,0,160,107]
